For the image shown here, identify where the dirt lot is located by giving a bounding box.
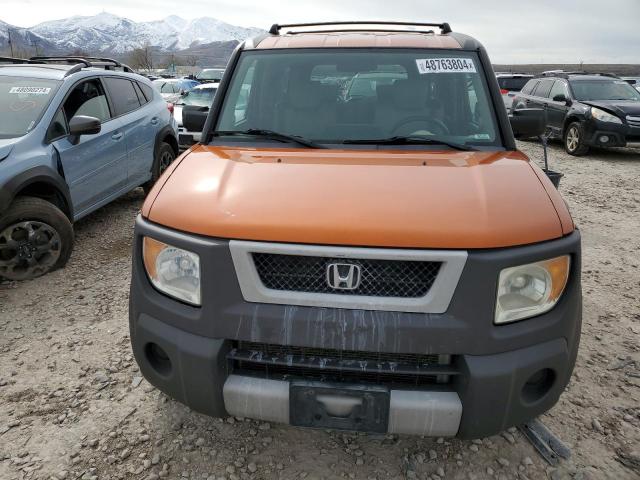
[1,141,639,480]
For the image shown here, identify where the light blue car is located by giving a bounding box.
[0,56,179,280]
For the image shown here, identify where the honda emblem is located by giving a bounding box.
[326,262,361,290]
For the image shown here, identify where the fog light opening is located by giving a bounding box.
[522,368,555,404]
[145,342,172,376]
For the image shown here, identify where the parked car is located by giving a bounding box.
[174,82,219,149]
[130,21,581,440]
[512,72,640,155]
[152,78,199,103]
[621,76,640,92]
[196,68,225,83]
[0,56,178,280]
[495,73,533,113]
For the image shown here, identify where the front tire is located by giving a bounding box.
[0,197,74,281]
[143,142,176,195]
[564,122,590,156]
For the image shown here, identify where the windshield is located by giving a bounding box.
[215,49,500,148]
[570,79,640,101]
[198,69,225,81]
[0,76,61,139]
[178,87,217,106]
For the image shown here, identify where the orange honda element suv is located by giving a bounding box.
[130,22,581,438]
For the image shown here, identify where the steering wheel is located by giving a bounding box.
[391,116,450,136]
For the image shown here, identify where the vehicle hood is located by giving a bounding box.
[582,100,640,118]
[0,137,19,162]
[144,146,573,249]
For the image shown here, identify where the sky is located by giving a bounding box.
[2,0,640,64]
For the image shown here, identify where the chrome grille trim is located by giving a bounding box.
[230,241,467,313]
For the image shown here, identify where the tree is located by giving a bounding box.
[128,43,154,71]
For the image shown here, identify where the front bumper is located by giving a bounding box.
[129,216,582,438]
[583,119,640,147]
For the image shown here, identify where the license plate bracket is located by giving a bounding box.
[290,381,389,433]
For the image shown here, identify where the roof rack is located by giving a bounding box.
[537,71,619,79]
[29,56,135,74]
[0,56,39,64]
[268,21,452,35]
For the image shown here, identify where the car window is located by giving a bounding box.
[216,49,499,147]
[569,79,640,102]
[46,108,68,142]
[132,81,148,105]
[0,76,62,139]
[63,79,111,123]
[139,82,155,102]
[521,79,539,95]
[532,79,554,98]
[103,77,142,116]
[497,77,532,92]
[178,87,217,107]
[549,81,569,100]
[225,61,255,124]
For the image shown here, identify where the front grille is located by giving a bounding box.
[627,116,640,128]
[252,253,441,298]
[228,342,457,387]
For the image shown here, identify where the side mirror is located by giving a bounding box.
[182,105,209,134]
[509,108,546,139]
[68,115,101,144]
[553,94,572,105]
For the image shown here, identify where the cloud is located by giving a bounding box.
[2,0,639,63]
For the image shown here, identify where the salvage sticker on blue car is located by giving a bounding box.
[416,58,477,74]
[9,86,52,95]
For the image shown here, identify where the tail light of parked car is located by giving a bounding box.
[167,103,174,116]
[500,89,509,95]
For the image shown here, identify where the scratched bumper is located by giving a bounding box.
[129,216,582,438]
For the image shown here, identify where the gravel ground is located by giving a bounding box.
[1,141,639,480]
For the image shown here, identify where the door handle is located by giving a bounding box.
[112,132,123,141]
[151,117,159,125]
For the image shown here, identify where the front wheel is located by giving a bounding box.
[143,142,176,195]
[0,197,74,281]
[564,122,590,156]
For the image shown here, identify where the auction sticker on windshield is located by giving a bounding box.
[9,86,52,95]
[416,58,476,74]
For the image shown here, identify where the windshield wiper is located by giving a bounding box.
[342,136,475,151]
[213,129,326,149]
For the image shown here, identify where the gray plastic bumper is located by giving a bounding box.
[223,374,462,436]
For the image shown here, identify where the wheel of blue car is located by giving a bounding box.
[144,142,176,195]
[0,197,74,281]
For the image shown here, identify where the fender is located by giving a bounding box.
[0,165,73,219]
[154,125,178,160]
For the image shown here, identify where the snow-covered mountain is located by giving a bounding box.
[0,19,58,55]
[24,12,263,53]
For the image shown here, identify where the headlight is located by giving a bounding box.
[591,107,622,124]
[495,256,570,325]
[143,237,201,305]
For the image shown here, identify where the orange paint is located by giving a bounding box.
[143,145,572,249]
[254,32,462,50]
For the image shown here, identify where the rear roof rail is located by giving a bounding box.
[268,21,452,35]
[29,56,135,74]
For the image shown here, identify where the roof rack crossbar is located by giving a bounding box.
[28,56,134,74]
[287,28,436,35]
[269,21,452,35]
